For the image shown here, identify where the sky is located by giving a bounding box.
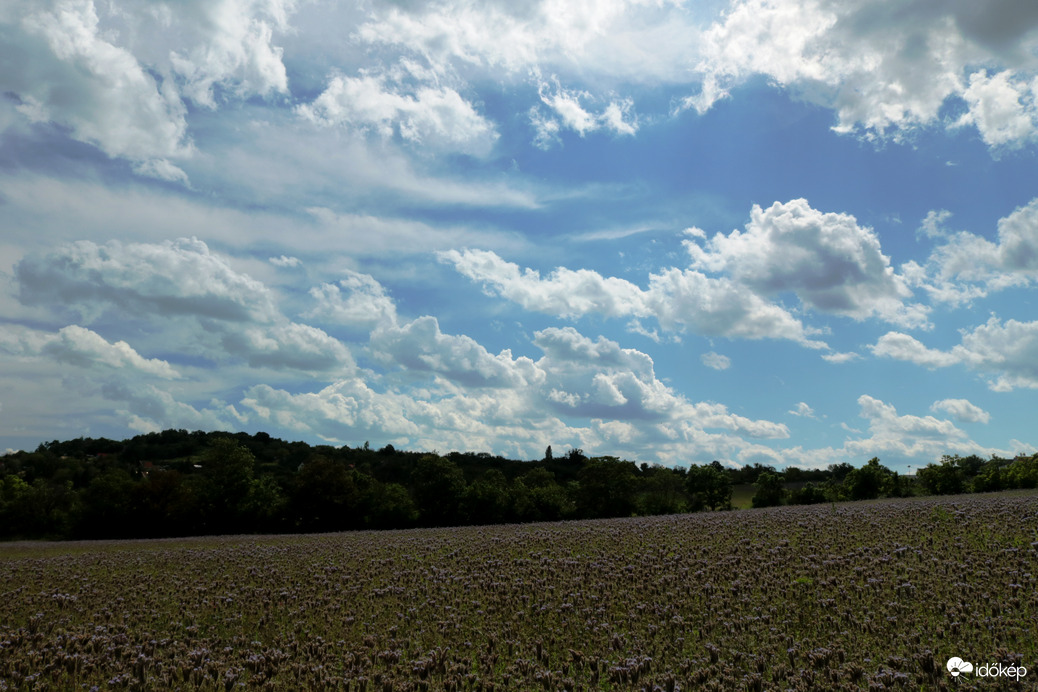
[2,0,1038,471]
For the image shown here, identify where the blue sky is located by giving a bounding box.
[3,0,1038,470]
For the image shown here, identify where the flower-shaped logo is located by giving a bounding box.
[947,657,974,677]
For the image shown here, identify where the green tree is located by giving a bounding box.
[731,462,776,485]
[76,468,136,538]
[132,470,190,537]
[686,463,732,511]
[788,481,827,505]
[826,462,854,483]
[886,471,907,498]
[639,467,689,515]
[361,481,417,529]
[1007,453,1038,489]
[917,459,967,495]
[240,476,287,533]
[751,471,786,508]
[577,458,638,518]
[463,469,512,525]
[514,468,573,522]
[843,457,894,500]
[291,455,360,531]
[566,448,588,463]
[198,438,257,532]
[0,475,34,538]
[0,477,78,538]
[953,454,986,478]
[411,454,467,526]
[971,459,1008,493]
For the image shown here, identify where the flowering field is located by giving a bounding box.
[2,493,1036,691]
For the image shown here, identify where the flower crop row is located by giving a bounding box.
[1,492,1036,690]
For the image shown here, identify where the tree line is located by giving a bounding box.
[1,429,1036,540]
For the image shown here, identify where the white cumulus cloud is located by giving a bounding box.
[298,72,498,156]
[16,237,278,323]
[686,199,923,326]
[931,398,991,424]
[688,0,1038,148]
[915,200,1038,305]
[871,317,1038,391]
[6,0,191,176]
[846,394,971,459]
[102,379,239,433]
[306,271,399,332]
[15,237,354,373]
[956,69,1038,148]
[0,324,178,378]
[438,248,648,319]
[165,0,295,108]
[958,317,1038,391]
[870,332,960,369]
[372,316,544,389]
[439,248,826,348]
[1,0,298,179]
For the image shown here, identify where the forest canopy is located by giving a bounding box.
[2,429,1035,541]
